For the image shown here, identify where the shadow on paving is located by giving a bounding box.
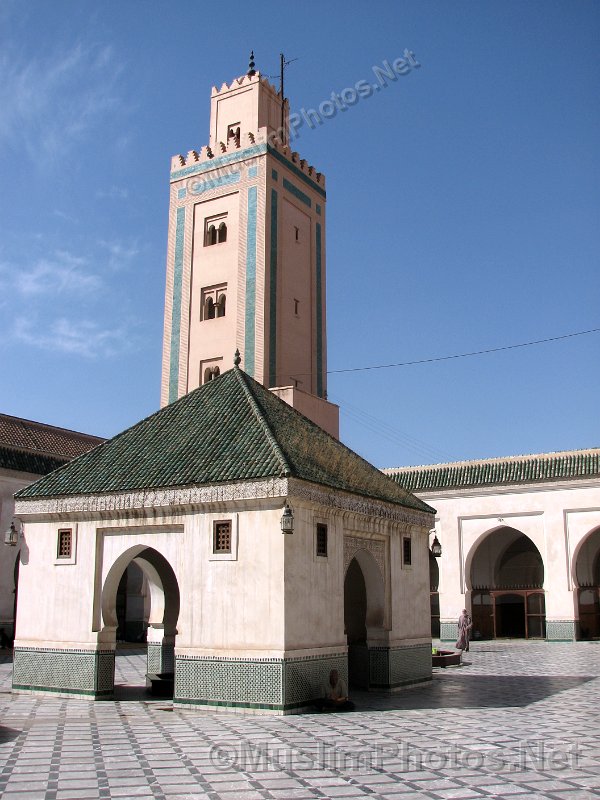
[113,683,169,703]
[112,674,595,712]
[0,725,21,743]
[2,649,595,713]
[349,673,595,712]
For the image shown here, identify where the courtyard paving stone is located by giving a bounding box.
[1,643,599,799]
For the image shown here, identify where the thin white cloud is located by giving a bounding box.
[0,39,125,162]
[0,240,143,360]
[7,253,102,297]
[53,209,79,224]
[13,316,134,359]
[98,239,140,271]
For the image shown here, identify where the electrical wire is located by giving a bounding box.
[332,395,455,464]
[328,326,600,375]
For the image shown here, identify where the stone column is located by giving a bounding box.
[544,509,577,641]
[146,625,175,675]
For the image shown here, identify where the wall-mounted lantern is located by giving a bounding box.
[280,503,294,534]
[430,534,442,558]
[4,522,19,547]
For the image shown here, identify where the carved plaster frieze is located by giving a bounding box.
[343,534,386,577]
[15,478,290,517]
[287,479,432,528]
[15,475,433,528]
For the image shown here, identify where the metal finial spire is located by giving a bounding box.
[234,349,241,367]
[247,51,256,77]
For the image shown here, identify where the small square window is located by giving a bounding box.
[316,524,328,557]
[403,536,412,566]
[57,528,72,559]
[213,521,232,554]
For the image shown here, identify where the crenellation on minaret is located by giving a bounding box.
[169,130,325,190]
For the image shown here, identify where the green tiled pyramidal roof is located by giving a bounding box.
[16,368,432,514]
[384,449,600,492]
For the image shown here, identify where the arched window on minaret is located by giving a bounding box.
[203,366,220,384]
[201,284,227,321]
[206,225,217,246]
[227,123,241,144]
[218,222,227,243]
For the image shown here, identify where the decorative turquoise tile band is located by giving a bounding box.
[269,189,278,387]
[316,222,323,397]
[244,187,258,376]
[283,178,311,208]
[169,206,186,404]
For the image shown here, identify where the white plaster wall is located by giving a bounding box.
[283,505,432,654]
[418,479,600,624]
[389,523,432,643]
[14,503,288,657]
[176,507,286,653]
[15,518,98,647]
[282,504,345,652]
[15,489,434,659]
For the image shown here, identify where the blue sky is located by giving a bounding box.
[1,1,598,468]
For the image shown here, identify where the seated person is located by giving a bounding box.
[314,669,355,712]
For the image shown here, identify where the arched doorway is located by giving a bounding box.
[575,527,600,639]
[429,552,440,638]
[343,549,385,690]
[469,527,546,639]
[116,562,150,643]
[102,546,180,696]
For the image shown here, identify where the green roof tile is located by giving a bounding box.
[385,449,600,492]
[16,368,433,514]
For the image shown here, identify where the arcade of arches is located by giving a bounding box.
[467,527,546,639]
[425,522,600,642]
[389,447,600,643]
[428,528,548,640]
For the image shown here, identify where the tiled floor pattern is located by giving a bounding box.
[0,642,599,800]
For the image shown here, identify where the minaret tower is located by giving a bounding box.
[160,54,339,436]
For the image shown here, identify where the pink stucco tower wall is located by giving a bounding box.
[160,61,339,437]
